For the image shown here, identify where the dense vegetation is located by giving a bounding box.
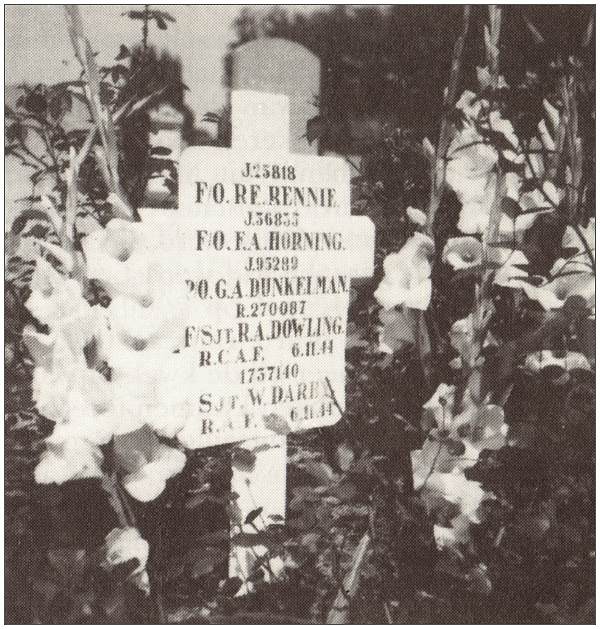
[5,5,595,624]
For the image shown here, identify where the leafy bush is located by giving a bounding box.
[5,5,594,624]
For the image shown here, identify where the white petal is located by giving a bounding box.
[123,472,167,502]
[404,279,432,310]
[406,206,427,226]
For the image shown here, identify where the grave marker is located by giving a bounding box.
[138,89,374,588]
[231,38,321,154]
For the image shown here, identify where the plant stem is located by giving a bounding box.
[142,5,150,51]
[425,6,471,235]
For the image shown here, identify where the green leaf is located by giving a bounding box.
[305,115,328,144]
[165,557,185,581]
[560,247,581,258]
[47,548,87,583]
[487,241,519,248]
[154,10,175,22]
[269,513,285,521]
[99,591,126,622]
[513,274,546,287]
[153,14,168,30]
[332,482,358,502]
[336,442,355,472]
[219,576,243,597]
[186,547,227,579]
[115,44,130,61]
[522,14,545,45]
[244,506,263,526]
[122,10,145,20]
[32,578,60,605]
[232,447,256,472]
[562,295,590,320]
[262,413,291,435]
[379,308,415,351]
[500,196,523,220]
[299,459,338,484]
[150,146,172,157]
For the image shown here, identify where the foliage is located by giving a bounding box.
[117,44,196,208]
[227,5,594,153]
[5,4,595,624]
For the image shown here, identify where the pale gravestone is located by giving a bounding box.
[139,90,374,588]
[231,38,320,155]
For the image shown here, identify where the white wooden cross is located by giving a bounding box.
[139,90,375,590]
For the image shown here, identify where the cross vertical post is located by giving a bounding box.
[140,88,373,594]
[228,90,292,588]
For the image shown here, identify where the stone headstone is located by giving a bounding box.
[231,38,320,155]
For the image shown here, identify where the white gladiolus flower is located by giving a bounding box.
[524,137,547,179]
[46,376,114,446]
[106,276,188,347]
[31,334,85,424]
[442,236,483,270]
[445,123,500,234]
[455,90,483,121]
[519,272,595,311]
[374,233,434,310]
[510,219,594,310]
[114,426,186,502]
[82,219,151,298]
[25,258,98,353]
[23,326,56,370]
[103,527,150,593]
[550,257,590,276]
[458,198,495,234]
[35,437,103,484]
[493,249,530,288]
[145,362,194,438]
[30,333,120,446]
[449,314,478,365]
[109,356,193,439]
[424,470,486,522]
[447,127,498,192]
[406,206,427,226]
[522,181,560,210]
[106,376,148,436]
[497,180,561,242]
[100,321,181,379]
[460,404,507,456]
[504,171,522,201]
[475,66,509,91]
[103,527,149,573]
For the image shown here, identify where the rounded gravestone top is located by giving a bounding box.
[231,37,320,154]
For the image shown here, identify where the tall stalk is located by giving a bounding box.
[425,6,471,236]
[142,5,150,52]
